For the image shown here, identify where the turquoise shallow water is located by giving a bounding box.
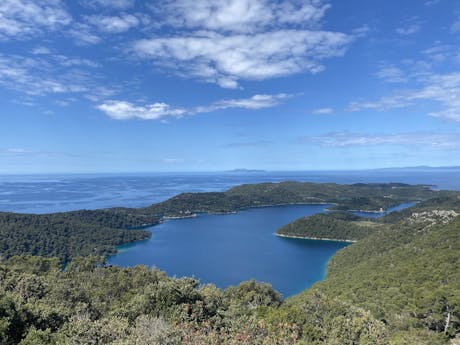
[108,204,350,297]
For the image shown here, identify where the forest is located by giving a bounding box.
[276,211,381,241]
[0,182,436,262]
[0,182,458,344]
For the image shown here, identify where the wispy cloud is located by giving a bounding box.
[155,0,330,33]
[84,14,141,33]
[0,54,87,96]
[80,0,135,9]
[223,140,272,148]
[396,24,420,36]
[349,72,460,121]
[0,0,71,40]
[0,54,112,102]
[396,17,421,36]
[97,93,292,120]
[31,47,99,67]
[451,16,460,33]
[298,131,460,149]
[68,23,101,45]
[0,147,74,158]
[311,107,334,115]
[97,101,186,120]
[196,94,291,112]
[132,0,352,88]
[375,65,407,83]
[424,0,440,6]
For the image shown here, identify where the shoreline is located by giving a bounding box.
[275,232,357,243]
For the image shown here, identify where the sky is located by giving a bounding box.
[1,0,460,173]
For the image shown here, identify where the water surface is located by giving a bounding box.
[108,204,349,297]
[1,169,458,213]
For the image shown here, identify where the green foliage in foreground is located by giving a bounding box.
[0,212,151,262]
[0,182,457,344]
[317,211,460,342]
[276,211,383,241]
[1,207,458,344]
[0,255,389,345]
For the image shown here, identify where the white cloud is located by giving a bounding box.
[156,0,329,33]
[0,0,71,40]
[85,14,140,33]
[31,48,99,67]
[299,131,460,149]
[68,23,101,45]
[201,93,291,111]
[452,17,460,33]
[0,147,71,158]
[98,93,291,120]
[134,0,351,87]
[0,54,105,98]
[396,24,420,36]
[311,107,334,114]
[424,0,440,6]
[375,66,407,83]
[349,72,460,121]
[132,30,350,88]
[351,25,371,38]
[80,0,135,9]
[97,101,186,120]
[31,47,52,55]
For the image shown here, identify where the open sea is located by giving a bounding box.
[0,169,458,214]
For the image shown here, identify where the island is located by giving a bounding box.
[0,181,458,345]
[276,211,381,242]
[0,181,435,261]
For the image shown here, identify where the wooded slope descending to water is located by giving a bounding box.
[0,183,459,344]
[0,182,435,262]
[0,193,459,344]
[276,211,382,241]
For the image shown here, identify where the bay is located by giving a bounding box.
[1,169,457,297]
[108,204,350,297]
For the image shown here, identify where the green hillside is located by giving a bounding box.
[276,211,382,241]
[0,182,458,344]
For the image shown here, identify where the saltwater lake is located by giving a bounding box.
[1,169,458,296]
[108,204,350,297]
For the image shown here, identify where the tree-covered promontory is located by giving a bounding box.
[276,211,381,242]
[0,182,436,262]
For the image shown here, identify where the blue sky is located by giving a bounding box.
[1,0,460,173]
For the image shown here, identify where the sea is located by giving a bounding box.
[0,169,458,214]
[1,169,458,297]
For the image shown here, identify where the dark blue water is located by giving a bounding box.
[108,204,349,297]
[353,202,416,219]
[1,170,457,296]
[0,169,459,214]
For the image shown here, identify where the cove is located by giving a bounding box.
[108,204,350,297]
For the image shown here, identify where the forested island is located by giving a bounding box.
[276,211,381,242]
[0,182,434,262]
[0,182,459,344]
